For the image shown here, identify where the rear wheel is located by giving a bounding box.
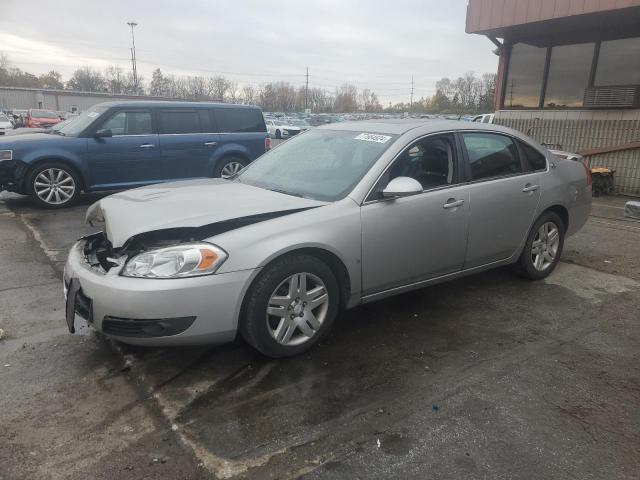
[516,211,565,280]
[27,162,80,208]
[214,156,247,179]
[240,254,339,358]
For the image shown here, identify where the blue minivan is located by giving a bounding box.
[0,101,270,207]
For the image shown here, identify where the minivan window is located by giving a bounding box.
[160,110,201,134]
[462,132,521,181]
[215,108,265,133]
[518,140,547,171]
[101,111,152,135]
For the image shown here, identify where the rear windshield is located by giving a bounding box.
[31,110,58,119]
[214,108,266,133]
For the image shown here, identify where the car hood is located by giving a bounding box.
[86,178,328,248]
[31,117,59,123]
[0,132,66,145]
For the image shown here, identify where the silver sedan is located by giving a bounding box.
[64,121,592,357]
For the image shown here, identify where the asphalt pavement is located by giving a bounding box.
[1,190,639,480]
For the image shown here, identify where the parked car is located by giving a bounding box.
[265,118,302,139]
[0,113,13,135]
[473,113,495,124]
[25,109,62,128]
[63,121,592,357]
[0,101,270,208]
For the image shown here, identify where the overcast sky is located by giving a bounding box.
[0,0,497,104]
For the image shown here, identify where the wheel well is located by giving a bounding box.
[23,158,85,192]
[544,205,569,230]
[254,248,352,310]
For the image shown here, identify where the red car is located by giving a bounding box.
[25,109,61,128]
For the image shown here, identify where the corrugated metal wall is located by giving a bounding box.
[495,109,640,195]
[466,0,640,33]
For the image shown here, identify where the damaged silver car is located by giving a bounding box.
[64,121,592,357]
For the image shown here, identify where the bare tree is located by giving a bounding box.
[241,84,256,105]
[209,76,230,101]
[334,83,358,112]
[105,65,127,94]
[67,67,106,92]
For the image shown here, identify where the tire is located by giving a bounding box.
[214,156,248,179]
[27,162,80,208]
[516,211,565,280]
[275,129,282,139]
[240,254,340,358]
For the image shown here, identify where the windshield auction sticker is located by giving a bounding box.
[354,133,392,143]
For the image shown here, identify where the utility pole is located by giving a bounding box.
[410,75,414,112]
[127,22,138,94]
[305,67,309,111]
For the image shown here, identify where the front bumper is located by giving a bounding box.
[64,240,256,346]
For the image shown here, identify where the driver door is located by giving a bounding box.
[360,133,470,295]
[87,109,161,189]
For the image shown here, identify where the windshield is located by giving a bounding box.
[237,129,397,201]
[31,110,58,119]
[53,106,106,136]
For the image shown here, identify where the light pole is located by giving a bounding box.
[127,22,138,93]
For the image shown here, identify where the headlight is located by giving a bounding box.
[122,243,227,278]
[0,150,12,161]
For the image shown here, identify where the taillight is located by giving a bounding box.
[582,162,592,187]
[265,137,271,151]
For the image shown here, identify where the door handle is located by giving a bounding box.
[139,143,155,148]
[204,141,217,147]
[443,198,464,209]
[522,184,540,193]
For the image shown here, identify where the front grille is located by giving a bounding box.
[286,129,300,136]
[75,289,93,322]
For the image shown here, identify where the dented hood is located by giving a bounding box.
[86,178,327,248]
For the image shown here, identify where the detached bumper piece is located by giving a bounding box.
[102,316,196,338]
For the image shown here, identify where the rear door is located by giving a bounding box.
[461,131,542,268]
[213,107,268,161]
[86,109,160,189]
[158,109,219,179]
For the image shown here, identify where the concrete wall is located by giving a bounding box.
[495,109,640,195]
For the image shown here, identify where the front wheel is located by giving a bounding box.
[27,162,80,208]
[516,211,565,280]
[240,254,340,358]
[275,129,282,139]
[214,156,247,179]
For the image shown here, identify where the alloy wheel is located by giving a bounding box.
[34,168,76,205]
[266,272,329,346]
[531,221,560,271]
[220,161,244,179]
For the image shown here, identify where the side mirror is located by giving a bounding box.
[94,128,112,138]
[382,176,423,198]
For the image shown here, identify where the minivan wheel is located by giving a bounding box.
[240,254,340,358]
[27,162,80,208]
[516,211,565,280]
[215,156,247,179]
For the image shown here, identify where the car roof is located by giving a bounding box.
[317,119,517,136]
[92,100,261,110]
